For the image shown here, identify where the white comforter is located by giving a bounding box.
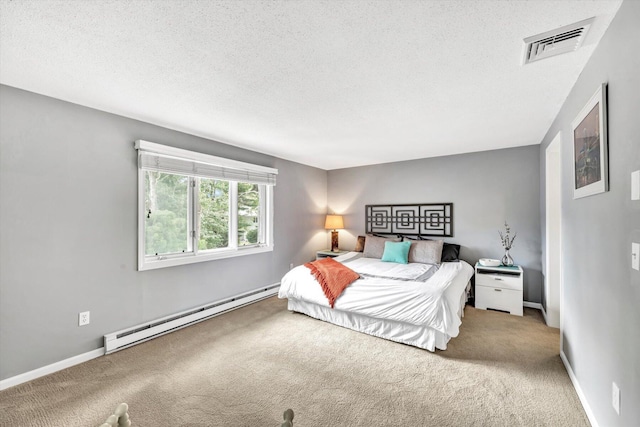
[342,256,435,280]
[279,253,474,337]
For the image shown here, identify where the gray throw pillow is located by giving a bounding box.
[407,239,444,264]
[363,235,400,259]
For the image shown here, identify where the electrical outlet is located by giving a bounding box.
[632,243,639,271]
[290,263,294,270]
[79,311,90,326]
[612,382,620,415]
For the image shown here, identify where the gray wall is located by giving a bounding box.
[538,1,640,425]
[327,145,542,302]
[0,85,327,381]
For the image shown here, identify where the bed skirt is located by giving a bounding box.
[287,298,453,351]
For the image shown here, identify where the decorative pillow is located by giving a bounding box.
[363,235,400,258]
[407,239,444,264]
[354,235,366,252]
[381,241,411,264]
[407,237,460,262]
[441,243,461,262]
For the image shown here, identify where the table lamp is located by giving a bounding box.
[324,214,344,252]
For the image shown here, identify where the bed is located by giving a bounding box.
[278,240,474,351]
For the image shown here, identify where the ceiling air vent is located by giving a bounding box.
[522,17,595,65]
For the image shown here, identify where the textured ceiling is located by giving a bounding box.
[0,0,623,170]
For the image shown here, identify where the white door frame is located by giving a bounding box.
[545,132,562,330]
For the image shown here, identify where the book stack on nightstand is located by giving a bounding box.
[316,249,349,260]
[475,263,523,316]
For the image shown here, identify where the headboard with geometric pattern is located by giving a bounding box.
[365,203,454,237]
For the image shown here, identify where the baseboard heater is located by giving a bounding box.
[104,284,280,354]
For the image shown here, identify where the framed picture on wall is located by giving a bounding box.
[572,83,608,199]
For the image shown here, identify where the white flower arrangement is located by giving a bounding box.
[499,221,517,250]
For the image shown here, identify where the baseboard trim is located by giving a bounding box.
[0,347,104,391]
[540,305,548,324]
[523,301,542,310]
[540,304,549,326]
[560,351,599,427]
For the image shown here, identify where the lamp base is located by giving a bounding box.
[331,230,339,252]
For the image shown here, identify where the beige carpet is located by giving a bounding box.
[0,297,588,426]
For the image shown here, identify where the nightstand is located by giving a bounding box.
[316,249,349,260]
[475,263,523,316]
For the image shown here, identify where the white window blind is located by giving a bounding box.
[135,140,277,186]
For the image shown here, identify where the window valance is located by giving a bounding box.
[135,140,277,186]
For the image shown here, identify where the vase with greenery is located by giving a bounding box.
[499,221,517,266]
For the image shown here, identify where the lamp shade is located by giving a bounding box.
[324,215,344,230]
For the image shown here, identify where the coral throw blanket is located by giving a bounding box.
[304,257,360,308]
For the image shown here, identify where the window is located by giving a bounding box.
[136,140,277,271]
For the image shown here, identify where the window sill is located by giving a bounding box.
[138,245,273,271]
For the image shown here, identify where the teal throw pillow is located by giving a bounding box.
[381,240,411,264]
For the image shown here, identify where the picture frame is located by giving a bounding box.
[572,83,608,199]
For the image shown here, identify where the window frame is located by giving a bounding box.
[136,140,276,271]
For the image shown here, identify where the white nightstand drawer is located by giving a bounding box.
[475,285,523,316]
[476,273,521,291]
